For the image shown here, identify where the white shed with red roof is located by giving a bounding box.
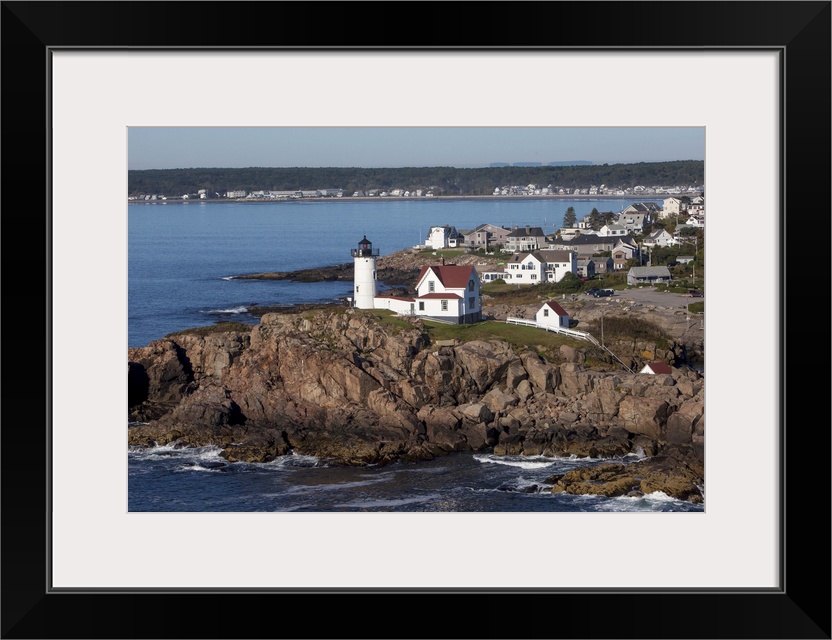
[535,300,570,329]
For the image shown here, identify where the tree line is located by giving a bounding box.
[127,161,705,198]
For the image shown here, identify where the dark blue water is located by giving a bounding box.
[128,197,702,513]
[128,444,702,512]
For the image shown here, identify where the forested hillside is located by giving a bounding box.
[127,160,704,197]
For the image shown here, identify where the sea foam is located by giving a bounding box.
[204,306,248,314]
[474,454,558,470]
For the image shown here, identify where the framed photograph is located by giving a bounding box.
[3,1,829,638]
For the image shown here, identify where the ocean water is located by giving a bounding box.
[127,197,703,513]
[127,443,703,513]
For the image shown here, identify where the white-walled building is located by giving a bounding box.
[373,264,482,324]
[598,223,629,238]
[351,236,379,309]
[535,300,570,329]
[501,250,576,284]
[661,197,687,218]
[426,225,461,250]
[643,228,678,248]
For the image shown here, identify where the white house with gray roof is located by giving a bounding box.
[598,223,629,238]
[643,228,678,248]
[426,225,461,250]
[482,250,575,285]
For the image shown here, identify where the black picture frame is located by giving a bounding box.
[2,2,829,638]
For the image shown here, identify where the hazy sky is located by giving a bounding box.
[128,127,704,171]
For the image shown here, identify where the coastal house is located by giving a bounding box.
[373,264,482,324]
[621,202,661,217]
[627,265,672,286]
[661,197,687,218]
[555,226,582,240]
[478,265,510,283]
[687,202,705,216]
[643,228,677,248]
[640,361,674,375]
[590,254,614,274]
[617,211,650,234]
[503,226,548,253]
[612,240,639,270]
[458,223,512,249]
[576,257,596,278]
[598,223,628,238]
[535,300,570,329]
[501,250,576,284]
[426,225,461,250]
[546,233,635,258]
[268,190,300,199]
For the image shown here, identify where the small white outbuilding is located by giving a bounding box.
[535,300,570,329]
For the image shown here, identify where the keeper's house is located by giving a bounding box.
[373,264,482,324]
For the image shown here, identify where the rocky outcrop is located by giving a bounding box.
[128,308,705,502]
[546,446,704,503]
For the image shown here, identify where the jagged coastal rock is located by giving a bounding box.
[128,308,704,502]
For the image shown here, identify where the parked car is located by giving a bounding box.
[584,288,600,296]
[686,289,704,297]
[593,289,614,297]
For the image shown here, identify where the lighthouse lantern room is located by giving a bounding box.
[351,235,379,309]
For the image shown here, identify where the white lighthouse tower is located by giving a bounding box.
[351,235,378,309]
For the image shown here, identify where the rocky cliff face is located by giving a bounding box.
[128,309,704,502]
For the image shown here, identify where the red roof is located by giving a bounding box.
[647,361,673,374]
[418,292,462,300]
[543,301,569,316]
[416,265,477,290]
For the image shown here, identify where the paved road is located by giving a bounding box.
[602,287,703,308]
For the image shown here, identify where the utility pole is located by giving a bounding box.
[601,313,605,348]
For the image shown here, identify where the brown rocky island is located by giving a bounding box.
[128,301,705,503]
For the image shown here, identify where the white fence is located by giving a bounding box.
[505,317,592,341]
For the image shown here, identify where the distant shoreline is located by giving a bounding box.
[130,193,673,205]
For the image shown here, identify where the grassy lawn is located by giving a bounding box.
[418,248,466,259]
[368,310,583,356]
[363,309,418,333]
[421,318,584,355]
